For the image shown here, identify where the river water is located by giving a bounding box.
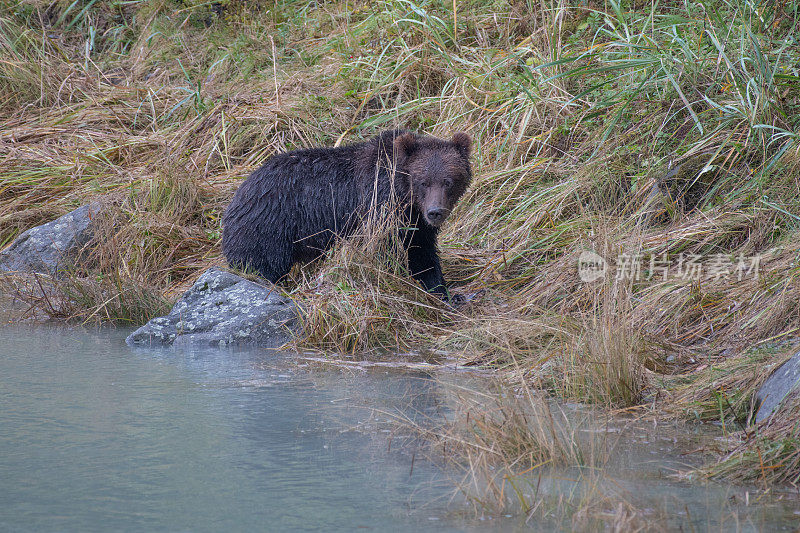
[0,325,798,531]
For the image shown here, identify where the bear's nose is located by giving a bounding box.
[427,208,445,224]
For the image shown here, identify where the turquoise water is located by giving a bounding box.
[1,324,799,532]
[0,326,491,532]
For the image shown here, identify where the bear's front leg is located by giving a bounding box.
[406,228,449,300]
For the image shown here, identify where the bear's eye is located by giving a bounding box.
[443,178,453,188]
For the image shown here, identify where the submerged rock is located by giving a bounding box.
[755,350,800,423]
[126,268,297,347]
[0,203,101,275]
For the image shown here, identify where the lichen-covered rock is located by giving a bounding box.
[126,268,297,347]
[755,350,800,423]
[0,203,101,275]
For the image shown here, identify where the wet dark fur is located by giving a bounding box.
[222,129,472,298]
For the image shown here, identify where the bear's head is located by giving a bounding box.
[394,132,472,228]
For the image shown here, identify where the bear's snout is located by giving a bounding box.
[426,207,447,227]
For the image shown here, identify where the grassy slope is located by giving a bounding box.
[2,0,800,484]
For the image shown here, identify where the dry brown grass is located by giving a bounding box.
[289,198,464,353]
[705,389,800,486]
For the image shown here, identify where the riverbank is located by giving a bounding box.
[2,0,799,490]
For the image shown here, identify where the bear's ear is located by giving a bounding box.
[451,132,471,158]
[393,132,418,160]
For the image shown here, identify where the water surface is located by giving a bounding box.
[0,326,484,532]
[1,325,799,532]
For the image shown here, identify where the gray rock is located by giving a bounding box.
[755,350,800,423]
[0,203,101,275]
[126,268,297,347]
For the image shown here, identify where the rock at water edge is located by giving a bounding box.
[125,268,297,347]
[755,350,800,423]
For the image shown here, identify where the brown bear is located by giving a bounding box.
[222,129,472,300]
